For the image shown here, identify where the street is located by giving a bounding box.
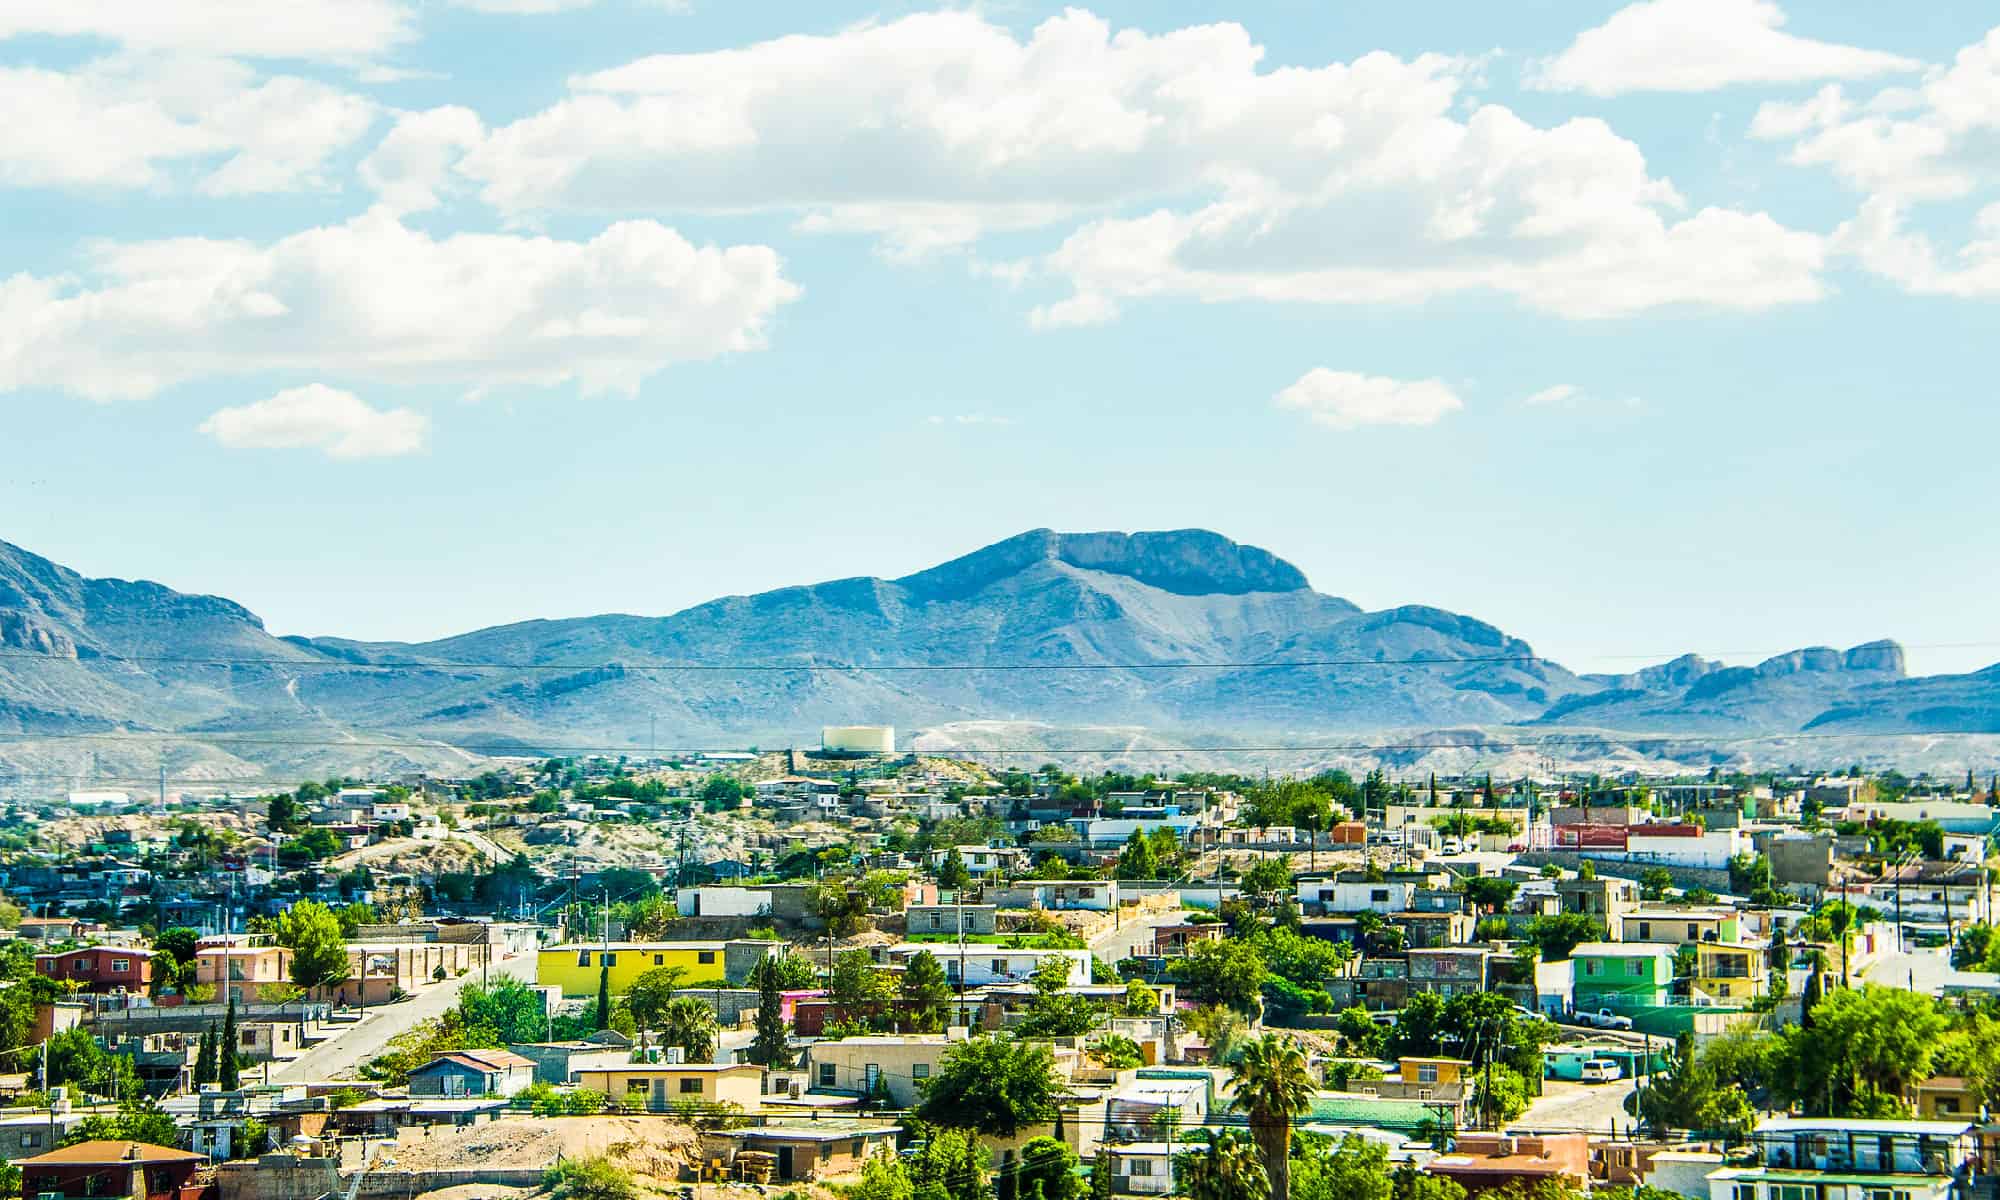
[1520,1077,1639,1138]
[268,950,537,1082]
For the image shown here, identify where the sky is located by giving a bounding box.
[4,0,1999,678]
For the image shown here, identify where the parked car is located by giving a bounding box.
[1580,1058,1624,1083]
[1572,1008,1634,1030]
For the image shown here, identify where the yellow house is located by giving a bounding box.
[1691,943,1765,1004]
[575,1063,765,1111]
[1395,1056,1468,1087]
[537,941,776,995]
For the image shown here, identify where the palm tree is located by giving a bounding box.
[1174,1131,1269,1200]
[657,996,720,1064]
[1229,1034,1315,1200]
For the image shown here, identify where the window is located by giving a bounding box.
[679,1079,703,1094]
[628,1079,649,1096]
[852,1140,865,1157]
[600,952,616,967]
[1687,923,1699,940]
[1417,1063,1438,1084]
[111,958,130,972]
[1584,961,1601,976]
[1371,889,1390,903]
[819,1064,837,1087]
[1637,923,1652,938]
[1772,1185,1814,1200]
[822,1145,832,1162]
[699,951,716,965]
[579,951,592,967]
[992,959,1006,976]
[242,1030,257,1047]
[21,1132,40,1149]
[654,955,664,966]
[1129,1161,1153,1177]
[912,1064,929,1080]
[1627,960,1643,976]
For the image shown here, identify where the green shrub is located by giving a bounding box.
[543,1156,636,1200]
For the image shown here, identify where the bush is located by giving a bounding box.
[543,1156,636,1200]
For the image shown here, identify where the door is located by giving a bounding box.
[653,1079,667,1111]
[777,1147,794,1179]
[864,1064,881,1097]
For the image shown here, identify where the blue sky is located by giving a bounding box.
[4,0,1998,677]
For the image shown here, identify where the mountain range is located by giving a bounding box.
[3,528,1997,782]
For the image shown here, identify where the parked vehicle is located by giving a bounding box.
[1573,1008,1634,1030]
[1580,1058,1624,1083]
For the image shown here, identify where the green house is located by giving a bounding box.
[1570,942,1674,1010]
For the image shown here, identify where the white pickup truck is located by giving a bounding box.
[1572,1008,1634,1030]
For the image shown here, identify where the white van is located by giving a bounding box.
[1580,1059,1623,1083]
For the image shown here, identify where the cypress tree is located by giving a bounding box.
[595,964,611,1031]
[749,957,790,1067]
[194,1026,216,1087]
[220,998,241,1089]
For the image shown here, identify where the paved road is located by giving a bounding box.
[267,950,536,1082]
[1520,1076,1638,1137]
[1089,909,1188,964]
[1859,943,1990,995]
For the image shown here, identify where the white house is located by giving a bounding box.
[885,944,1090,988]
[929,846,1028,877]
[1705,1117,1977,1200]
[1105,1144,1176,1196]
[676,888,773,918]
[1296,879,1417,914]
[1624,827,1749,870]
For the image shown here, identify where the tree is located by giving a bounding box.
[848,1150,915,1200]
[1123,979,1159,1016]
[900,950,953,1034]
[1175,1132,1269,1200]
[1170,938,1266,1018]
[908,1127,990,1200]
[1523,913,1603,961]
[1230,1034,1315,1200]
[625,967,685,1035]
[595,965,612,1031]
[1780,985,1947,1113]
[1639,868,1674,901]
[1242,857,1293,908]
[1016,957,1100,1039]
[748,957,792,1067]
[1001,1136,1081,1200]
[698,774,747,812]
[1461,877,1519,913]
[266,794,303,834]
[1388,992,1447,1058]
[193,1026,217,1088]
[656,996,718,1063]
[274,900,351,993]
[61,1099,179,1149]
[916,1036,1063,1137]
[1629,1032,1754,1137]
[830,949,893,1011]
[456,978,554,1045]
[219,998,242,1089]
[1290,1133,1392,1200]
[937,848,973,891]
[1114,830,1157,881]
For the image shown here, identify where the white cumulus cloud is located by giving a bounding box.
[0,56,376,193]
[401,8,1823,322]
[1533,0,1918,96]
[200,385,429,459]
[1275,370,1463,431]
[0,210,801,401]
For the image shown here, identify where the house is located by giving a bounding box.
[1427,1132,1590,1195]
[1406,948,1490,1000]
[1706,1117,1978,1200]
[407,1048,537,1097]
[0,1110,89,1160]
[1570,943,1675,1012]
[1353,1057,1471,1124]
[927,846,1028,876]
[35,947,151,995]
[194,944,292,1006]
[329,1097,507,1136]
[16,917,90,942]
[1553,876,1639,928]
[575,1062,764,1111]
[1066,810,1202,851]
[1620,908,1740,946]
[536,941,781,994]
[1911,1077,1981,1121]
[802,1034,956,1107]
[1105,1074,1212,1142]
[507,1031,636,1085]
[1692,944,1765,1004]
[1104,1143,1176,1195]
[904,904,999,936]
[882,944,1090,988]
[18,1141,211,1200]
[675,888,775,918]
[1297,877,1417,915]
[711,1122,901,1183]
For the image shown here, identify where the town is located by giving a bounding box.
[0,726,1993,1200]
